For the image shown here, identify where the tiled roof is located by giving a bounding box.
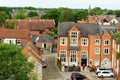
[22,42,42,65]
[58,22,100,37]
[0,29,30,38]
[37,34,54,42]
[58,22,117,37]
[6,19,55,30]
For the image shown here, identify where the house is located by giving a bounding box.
[6,19,55,36]
[57,22,117,71]
[0,27,30,46]
[35,34,54,53]
[22,42,43,80]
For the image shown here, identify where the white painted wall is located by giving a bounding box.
[4,38,16,44]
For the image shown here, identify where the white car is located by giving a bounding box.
[98,71,114,78]
[95,67,112,74]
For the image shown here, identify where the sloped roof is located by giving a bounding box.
[22,42,42,65]
[0,29,30,38]
[58,22,100,37]
[99,26,117,37]
[37,34,54,42]
[6,19,55,30]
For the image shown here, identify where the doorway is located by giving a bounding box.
[81,59,87,66]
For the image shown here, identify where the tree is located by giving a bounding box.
[114,32,120,80]
[59,9,74,22]
[13,10,27,19]
[41,8,60,26]
[73,10,88,22]
[27,11,38,17]
[114,10,120,17]
[89,7,103,15]
[0,44,35,80]
[0,11,9,26]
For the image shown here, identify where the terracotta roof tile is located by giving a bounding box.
[6,19,55,30]
[0,29,30,38]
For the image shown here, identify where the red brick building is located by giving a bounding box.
[6,19,55,36]
[0,27,30,46]
[57,22,117,70]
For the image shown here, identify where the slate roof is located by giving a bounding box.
[58,22,100,37]
[37,34,54,42]
[58,22,117,37]
[0,29,30,38]
[99,26,117,37]
[6,19,55,30]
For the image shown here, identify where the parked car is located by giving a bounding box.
[42,58,47,68]
[97,71,114,78]
[95,67,112,74]
[71,72,86,80]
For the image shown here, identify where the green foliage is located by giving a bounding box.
[0,44,35,80]
[27,11,38,17]
[50,32,55,37]
[13,10,27,19]
[114,32,120,44]
[114,32,120,60]
[5,22,15,29]
[73,10,88,22]
[24,6,37,10]
[89,7,103,15]
[0,7,11,18]
[116,52,120,60]
[59,9,74,22]
[0,11,9,26]
[106,10,114,15]
[41,8,60,26]
[114,10,120,17]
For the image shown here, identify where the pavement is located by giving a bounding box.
[61,69,116,80]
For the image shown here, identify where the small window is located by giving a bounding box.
[0,38,1,43]
[94,48,100,54]
[104,48,109,54]
[95,39,100,45]
[81,38,88,46]
[17,39,21,45]
[104,40,109,45]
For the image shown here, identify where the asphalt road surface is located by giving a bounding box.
[42,51,64,80]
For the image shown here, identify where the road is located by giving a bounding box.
[42,51,64,80]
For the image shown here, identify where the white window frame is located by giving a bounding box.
[70,31,78,46]
[104,39,110,45]
[81,50,88,59]
[4,38,16,44]
[94,48,100,54]
[81,38,88,46]
[70,50,77,62]
[60,37,67,46]
[59,50,66,62]
[104,48,109,54]
[95,39,100,45]
[17,39,21,45]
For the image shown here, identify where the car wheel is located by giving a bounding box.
[100,75,103,78]
[110,75,114,77]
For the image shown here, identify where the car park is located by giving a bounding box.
[97,71,114,78]
[71,72,86,80]
[95,67,112,74]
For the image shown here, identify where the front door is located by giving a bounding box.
[81,59,87,66]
